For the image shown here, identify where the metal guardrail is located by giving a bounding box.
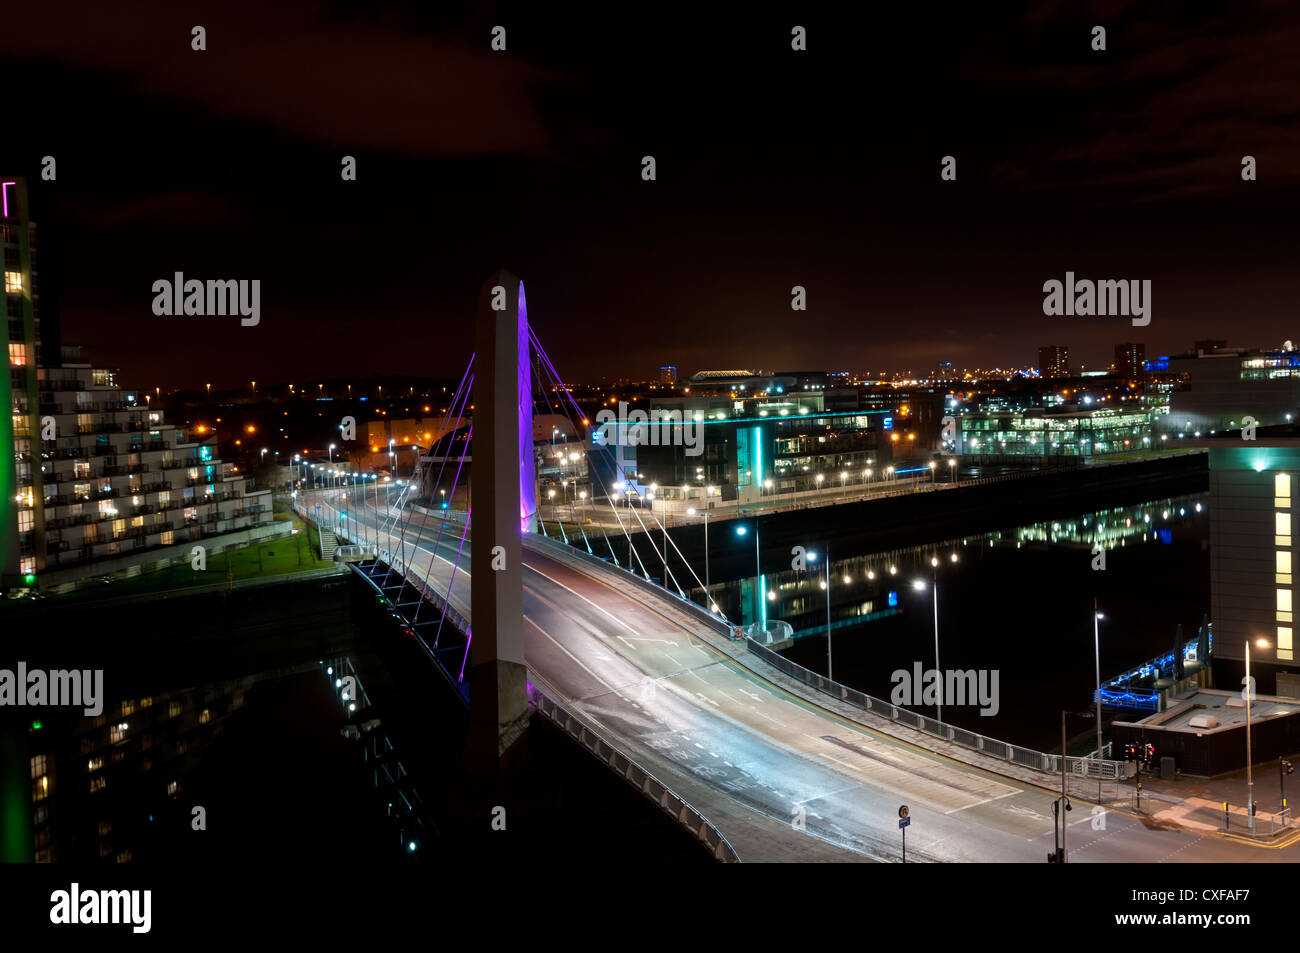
[531,685,740,863]
[528,533,1136,781]
[746,638,1137,781]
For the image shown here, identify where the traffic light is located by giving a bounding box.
[1284,760,1295,775]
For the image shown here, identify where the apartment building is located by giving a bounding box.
[36,358,276,583]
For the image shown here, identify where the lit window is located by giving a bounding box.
[1280,626,1294,661]
[1278,473,1292,503]
[29,754,46,779]
[5,271,22,293]
[88,757,103,772]
[1277,512,1292,545]
[1279,551,1292,585]
[8,342,26,367]
[1278,589,1293,622]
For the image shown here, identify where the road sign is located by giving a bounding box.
[898,804,909,819]
[898,816,910,829]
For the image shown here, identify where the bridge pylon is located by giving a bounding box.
[466,269,533,770]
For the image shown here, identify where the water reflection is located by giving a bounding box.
[700,492,1208,632]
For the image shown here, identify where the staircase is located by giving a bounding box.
[319,528,339,560]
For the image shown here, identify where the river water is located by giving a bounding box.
[698,491,1211,753]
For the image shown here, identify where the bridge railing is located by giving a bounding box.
[530,532,1134,782]
[529,683,740,863]
[745,638,1136,782]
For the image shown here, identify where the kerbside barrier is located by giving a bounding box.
[745,638,1136,781]
[530,683,740,862]
[527,532,1135,783]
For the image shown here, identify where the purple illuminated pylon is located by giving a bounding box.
[517,281,538,532]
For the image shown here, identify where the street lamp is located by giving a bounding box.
[329,443,336,463]
[1094,603,1105,799]
[948,458,957,483]
[1057,709,1095,862]
[736,521,761,622]
[812,547,831,678]
[1246,637,1270,831]
[689,506,714,612]
[912,572,941,723]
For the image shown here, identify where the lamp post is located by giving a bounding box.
[948,458,957,483]
[1059,708,1095,862]
[736,519,761,624]
[1246,638,1270,831]
[821,547,832,679]
[1094,602,1104,800]
[690,507,714,612]
[329,443,335,463]
[913,558,942,723]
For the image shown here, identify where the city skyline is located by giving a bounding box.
[3,3,1299,388]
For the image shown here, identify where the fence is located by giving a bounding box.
[531,685,740,862]
[746,638,1136,781]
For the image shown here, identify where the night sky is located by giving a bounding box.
[4,1,1299,388]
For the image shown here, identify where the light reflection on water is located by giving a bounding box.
[691,491,1210,751]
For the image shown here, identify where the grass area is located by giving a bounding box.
[47,515,336,602]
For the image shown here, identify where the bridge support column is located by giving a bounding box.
[466,269,530,771]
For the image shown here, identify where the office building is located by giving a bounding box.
[1038,346,1070,379]
[1114,342,1145,382]
[953,406,1153,459]
[1208,443,1300,680]
[1161,344,1300,437]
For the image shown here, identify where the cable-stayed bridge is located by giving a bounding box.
[296,270,1283,863]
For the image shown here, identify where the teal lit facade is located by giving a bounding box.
[1208,443,1300,673]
